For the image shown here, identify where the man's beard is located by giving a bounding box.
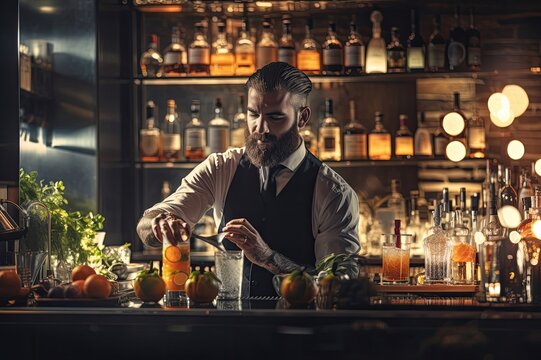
[245,123,301,167]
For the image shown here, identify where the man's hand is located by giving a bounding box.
[151,212,190,245]
[223,218,273,267]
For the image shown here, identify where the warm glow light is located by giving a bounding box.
[446,141,467,162]
[256,1,273,7]
[474,231,486,245]
[533,220,541,239]
[507,140,525,160]
[535,159,541,176]
[489,108,515,127]
[509,231,522,244]
[531,67,541,74]
[503,85,529,117]
[39,6,55,13]
[498,206,522,228]
[487,92,510,114]
[442,112,466,136]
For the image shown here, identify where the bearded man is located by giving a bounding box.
[137,62,360,297]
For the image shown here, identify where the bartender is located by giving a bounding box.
[137,62,360,297]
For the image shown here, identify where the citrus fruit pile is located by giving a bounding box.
[47,264,112,299]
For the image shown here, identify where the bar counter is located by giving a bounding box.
[2,300,541,359]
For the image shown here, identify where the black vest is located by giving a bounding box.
[219,151,322,297]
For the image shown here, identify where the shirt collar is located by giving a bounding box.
[279,140,306,172]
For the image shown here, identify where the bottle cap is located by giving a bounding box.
[471,193,480,211]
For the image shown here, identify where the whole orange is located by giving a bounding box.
[72,280,86,297]
[71,265,96,282]
[133,269,166,302]
[84,274,112,299]
[0,270,21,298]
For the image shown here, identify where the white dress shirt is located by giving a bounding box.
[144,143,360,262]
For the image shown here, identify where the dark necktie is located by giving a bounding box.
[262,165,285,203]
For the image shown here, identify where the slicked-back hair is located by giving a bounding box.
[245,62,312,108]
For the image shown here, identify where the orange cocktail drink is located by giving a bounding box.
[381,234,412,284]
[162,240,190,304]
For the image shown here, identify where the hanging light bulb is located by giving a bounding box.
[490,107,515,127]
[535,159,541,176]
[507,140,525,160]
[503,84,529,117]
[487,92,510,114]
[497,205,522,228]
[442,112,466,136]
[509,231,522,244]
[446,140,467,162]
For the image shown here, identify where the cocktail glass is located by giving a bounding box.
[381,234,412,284]
[162,240,190,306]
[215,250,243,300]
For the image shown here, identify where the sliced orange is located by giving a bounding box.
[172,271,188,286]
[164,246,181,263]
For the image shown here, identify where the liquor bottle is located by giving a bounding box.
[428,15,446,72]
[414,112,433,157]
[387,27,406,73]
[407,9,425,72]
[301,127,318,155]
[297,18,320,74]
[406,195,424,256]
[162,99,182,161]
[499,167,518,207]
[140,34,163,77]
[344,20,365,75]
[459,187,472,230]
[466,7,481,71]
[256,19,278,69]
[235,18,256,76]
[468,108,486,158]
[318,99,342,161]
[433,123,449,158]
[450,207,475,284]
[388,179,407,226]
[441,187,452,231]
[532,161,540,190]
[366,11,387,74]
[188,22,210,76]
[210,22,235,76]
[517,193,541,303]
[343,100,367,160]
[163,26,187,77]
[447,92,467,137]
[470,193,481,236]
[278,17,296,66]
[184,100,206,161]
[140,100,162,161]
[368,112,391,160]
[446,5,467,71]
[208,98,230,154]
[322,22,344,75]
[231,94,247,148]
[394,114,414,159]
[424,201,451,283]
[518,170,534,215]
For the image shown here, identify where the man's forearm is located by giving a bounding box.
[136,216,161,248]
[262,251,306,275]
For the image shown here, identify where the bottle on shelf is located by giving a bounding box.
[518,170,534,215]
[407,9,425,72]
[368,112,391,160]
[208,98,230,154]
[517,192,541,303]
[366,11,387,74]
[394,114,414,159]
[387,27,406,73]
[441,187,452,231]
[424,201,451,283]
[162,99,182,162]
[499,167,518,207]
[321,21,344,75]
[532,161,540,190]
[297,18,320,75]
[446,5,467,71]
[414,112,433,157]
[184,100,206,161]
[467,108,486,158]
[344,20,365,75]
[406,193,424,257]
[188,22,210,76]
[450,206,475,284]
[278,17,296,66]
[466,7,481,72]
[140,34,163,78]
[256,18,278,69]
[301,127,318,155]
[388,179,407,227]
[140,100,162,162]
[433,121,449,158]
[231,94,247,148]
[318,99,342,161]
[428,15,446,72]
[343,100,367,160]
[210,22,235,76]
[445,92,467,137]
[162,26,187,77]
[459,187,471,230]
[235,18,256,76]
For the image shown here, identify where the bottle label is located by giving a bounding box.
[344,133,367,159]
[188,48,210,65]
[162,133,181,152]
[395,137,414,156]
[407,47,425,69]
[231,128,246,148]
[164,52,182,65]
[414,131,433,156]
[345,46,365,67]
[140,133,160,157]
[297,50,320,71]
[278,48,296,66]
[185,128,205,148]
[322,48,343,66]
[208,127,230,154]
[319,127,340,152]
[365,46,387,73]
[368,134,391,159]
[256,47,277,68]
[467,47,481,66]
[468,127,486,149]
[434,137,448,156]
[428,44,446,68]
[447,41,466,68]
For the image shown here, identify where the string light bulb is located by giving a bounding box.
[446,141,467,162]
[507,140,525,160]
[502,85,529,117]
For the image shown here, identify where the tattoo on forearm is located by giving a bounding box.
[264,251,303,274]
